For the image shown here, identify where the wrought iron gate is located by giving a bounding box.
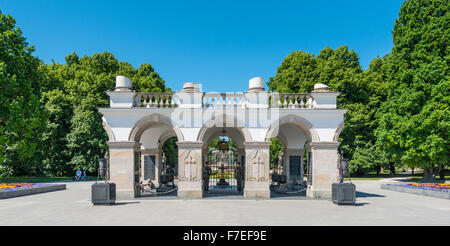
[205,149,243,192]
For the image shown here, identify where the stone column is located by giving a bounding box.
[140,149,159,185]
[108,141,141,200]
[177,142,204,198]
[307,142,339,199]
[243,142,271,198]
[285,148,304,186]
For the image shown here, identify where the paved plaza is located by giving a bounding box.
[1,180,449,226]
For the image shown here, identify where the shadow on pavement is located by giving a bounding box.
[112,201,141,206]
[356,191,385,198]
[354,202,370,206]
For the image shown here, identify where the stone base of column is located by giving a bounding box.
[244,188,270,198]
[308,142,339,200]
[177,189,203,199]
[116,190,136,200]
[306,188,331,199]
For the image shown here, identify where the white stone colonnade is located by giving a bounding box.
[99,76,346,199]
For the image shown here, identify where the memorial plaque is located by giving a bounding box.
[289,156,301,178]
[144,155,156,180]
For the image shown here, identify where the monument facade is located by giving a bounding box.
[99,76,346,199]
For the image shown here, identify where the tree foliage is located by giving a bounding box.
[162,137,178,168]
[40,89,73,176]
[269,137,284,168]
[268,46,388,174]
[0,11,47,176]
[375,0,449,180]
[40,52,167,175]
[0,8,169,177]
[1,0,448,179]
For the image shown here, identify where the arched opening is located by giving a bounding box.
[198,120,250,197]
[266,115,315,197]
[129,114,181,198]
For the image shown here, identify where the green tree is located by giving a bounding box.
[162,137,178,169]
[268,46,371,162]
[268,51,317,93]
[66,95,108,173]
[375,0,449,181]
[269,138,284,168]
[347,56,390,175]
[0,11,47,176]
[132,64,166,93]
[41,51,168,176]
[40,89,73,176]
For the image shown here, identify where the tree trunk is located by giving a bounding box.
[423,166,435,182]
[439,164,445,180]
[411,167,414,175]
[376,165,380,176]
[389,163,395,176]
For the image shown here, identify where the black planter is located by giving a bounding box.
[160,175,169,184]
[279,174,287,184]
[332,183,356,205]
[91,182,116,205]
[272,173,280,183]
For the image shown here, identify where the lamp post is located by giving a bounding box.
[332,150,355,205]
[91,157,116,205]
[98,158,107,181]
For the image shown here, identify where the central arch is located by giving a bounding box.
[196,114,251,197]
[197,114,252,144]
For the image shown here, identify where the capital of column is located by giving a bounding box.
[285,148,304,155]
[310,142,340,149]
[141,149,159,155]
[243,141,271,148]
[108,141,141,151]
[176,141,204,149]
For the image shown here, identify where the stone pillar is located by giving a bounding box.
[108,141,141,200]
[177,142,204,198]
[285,148,304,186]
[244,142,271,198]
[106,76,136,108]
[140,149,159,185]
[307,142,339,199]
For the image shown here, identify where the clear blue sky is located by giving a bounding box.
[1,0,404,92]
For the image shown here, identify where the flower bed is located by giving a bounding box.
[0,183,66,199]
[0,183,34,192]
[406,183,450,192]
[381,183,450,200]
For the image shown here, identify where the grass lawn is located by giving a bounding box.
[345,171,449,182]
[0,176,101,183]
[344,170,406,181]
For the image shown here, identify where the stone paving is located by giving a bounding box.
[0,180,449,226]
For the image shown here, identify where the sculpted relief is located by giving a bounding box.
[246,149,268,182]
[179,150,200,182]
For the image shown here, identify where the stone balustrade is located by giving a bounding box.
[134,92,179,108]
[269,93,315,109]
[132,91,315,109]
[202,93,248,108]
